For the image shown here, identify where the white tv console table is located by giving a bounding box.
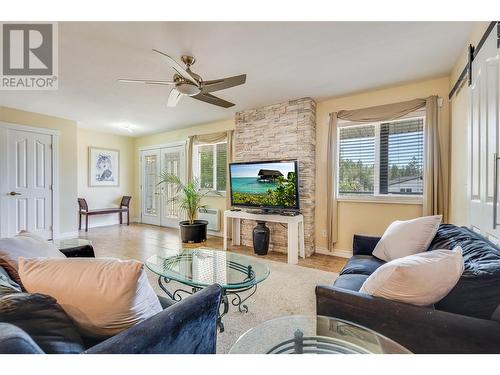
[223,210,305,264]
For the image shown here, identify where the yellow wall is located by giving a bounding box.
[77,128,136,228]
[315,76,451,251]
[0,106,78,235]
[448,22,490,226]
[133,119,234,229]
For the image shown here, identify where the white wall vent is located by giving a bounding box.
[198,208,220,232]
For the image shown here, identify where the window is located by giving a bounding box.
[337,114,424,200]
[193,142,227,193]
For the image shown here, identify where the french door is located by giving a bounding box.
[140,144,185,228]
[469,27,500,240]
[0,126,54,239]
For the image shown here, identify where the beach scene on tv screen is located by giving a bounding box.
[230,162,297,207]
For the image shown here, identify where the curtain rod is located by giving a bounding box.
[448,21,499,100]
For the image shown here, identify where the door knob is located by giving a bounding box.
[9,192,22,196]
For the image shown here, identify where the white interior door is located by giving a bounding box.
[1,128,53,239]
[469,28,500,239]
[160,145,185,228]
[141,149,161,226]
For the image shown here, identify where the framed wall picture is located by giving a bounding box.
[88,147,120,187]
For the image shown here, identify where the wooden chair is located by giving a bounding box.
[78,196,131,232]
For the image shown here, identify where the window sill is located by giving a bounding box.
[337,196,423,205]
[199,190,226,198]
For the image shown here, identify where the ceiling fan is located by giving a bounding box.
[118,49,246,108]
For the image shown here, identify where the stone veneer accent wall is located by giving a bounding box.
[234,97,316,256]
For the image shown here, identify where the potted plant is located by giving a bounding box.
[158,173,218,243]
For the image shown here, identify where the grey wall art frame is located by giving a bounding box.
[88,147,120,187]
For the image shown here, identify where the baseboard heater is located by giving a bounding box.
[198,208,220,232]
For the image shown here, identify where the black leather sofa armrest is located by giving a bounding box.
[316,285,500,354]
[84,284,222,354]
[59,246,95,258]
[352,234,381,256]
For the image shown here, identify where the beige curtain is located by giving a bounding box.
[226,130,234,207]
[186,130,234,234]
[336,98,426,123]
[326,96,448,251]
[226,130,235,238]
[423,96,448,222]
[186,136,195,181]
[186,131,229,182]
[326,113,339,250]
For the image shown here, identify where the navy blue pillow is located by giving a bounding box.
[429,224,500,321]
[0,293,85,354]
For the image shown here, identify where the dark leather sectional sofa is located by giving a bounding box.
[316,224,500,354]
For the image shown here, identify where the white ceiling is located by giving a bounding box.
[0,22,474,136]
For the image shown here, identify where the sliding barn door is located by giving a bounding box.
[469,28,500,240]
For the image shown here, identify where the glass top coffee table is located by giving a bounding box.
[145,248,270,332]
[229,315,411,354]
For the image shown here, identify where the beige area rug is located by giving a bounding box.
[83,225,338,354]
[145,258,338,354]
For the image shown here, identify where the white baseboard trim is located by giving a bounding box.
[54,231,79,240]
[315,246,352,258]
[208,230,223,238]
[81,218,141,230]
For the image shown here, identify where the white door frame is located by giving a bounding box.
[0,122,60,239]
[138,140,187,225]
[159,144,186,228]
[139,148,161,226]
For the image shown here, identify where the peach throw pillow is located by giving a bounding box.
[18,257,162,338]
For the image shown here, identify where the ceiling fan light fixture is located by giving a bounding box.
[176,83,200,96]
[120,51,246,108]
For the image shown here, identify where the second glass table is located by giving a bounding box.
[229,315,412,354]
[145,248,270,332]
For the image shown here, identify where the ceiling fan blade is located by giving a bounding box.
[192,92,235,108]
[118,79,175,85]
[152,49,198,85]
[202,74,246,93]
[167,88,183,107]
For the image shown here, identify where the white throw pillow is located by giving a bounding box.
[360,246,464,306]
[372,215,442,262]
[0,231,64,284]
[18,257,162,338]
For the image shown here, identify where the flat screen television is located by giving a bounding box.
[229,160,299,211]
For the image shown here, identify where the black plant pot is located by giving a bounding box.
[253,221,270,256]
[179,220,208,243]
